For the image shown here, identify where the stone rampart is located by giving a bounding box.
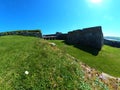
[66,26,103,50]
[0,30,42,38]
[43,32,67,40]
[104,39,120,48]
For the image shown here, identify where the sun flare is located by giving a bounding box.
[90,0,102,4]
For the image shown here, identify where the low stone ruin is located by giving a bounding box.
[0,30,42,38]
[104,39,120,48]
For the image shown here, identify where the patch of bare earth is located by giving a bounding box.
[67,54,120,90]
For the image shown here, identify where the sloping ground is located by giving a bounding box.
[0,36,99,89]
[0,35,119,90]
[49,40,120,77]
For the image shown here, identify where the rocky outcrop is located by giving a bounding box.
[66,26,104,50]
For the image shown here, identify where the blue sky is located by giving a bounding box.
[0,0,120,36]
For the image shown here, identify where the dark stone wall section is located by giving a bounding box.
[0,30,42,38]
[104,39,120,48]
[43,26,104,50]
[43,32,67,40]
[66,26,104,50]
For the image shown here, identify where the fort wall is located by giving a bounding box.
[0,30,42,38]
[66,26,104,50]
[104,39,120,48]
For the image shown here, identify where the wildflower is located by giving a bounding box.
[25,71,29,75]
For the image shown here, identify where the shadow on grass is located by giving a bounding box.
[62,41,100,56]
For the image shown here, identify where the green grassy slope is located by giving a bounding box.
[49,40,120,77]
[0,36,93,90]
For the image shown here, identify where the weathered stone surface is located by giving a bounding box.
[0,30,42,38]
[66,26,104,50]
[104,39,120,48]
[56,32,67,40]
[43,32,67,40]
[43,26,104,50]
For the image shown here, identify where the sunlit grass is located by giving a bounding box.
[49,40,120,77]
[0,35,117,89]
[0,35,92,89]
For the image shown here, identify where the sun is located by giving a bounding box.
[87,0,105,8]
[90,0,102,4]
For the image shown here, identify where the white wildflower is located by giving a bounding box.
[25,71,29,75]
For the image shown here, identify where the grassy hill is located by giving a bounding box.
[0,35,93,89]
[49,40,120,77]
[0,35,119,90]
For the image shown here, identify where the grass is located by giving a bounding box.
[1,35,119,89]
[49,40,120,77]
[0,35,94,90]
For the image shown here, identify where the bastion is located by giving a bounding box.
[66,26,104,50]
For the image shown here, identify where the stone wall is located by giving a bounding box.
[66,26,104,50]
[0,30,42,38]
[104,39,120,48]
[43,32,67,40]
[56,33,67,40]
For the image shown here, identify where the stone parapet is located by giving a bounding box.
[0,30,42,38]
[66,26,103,50]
